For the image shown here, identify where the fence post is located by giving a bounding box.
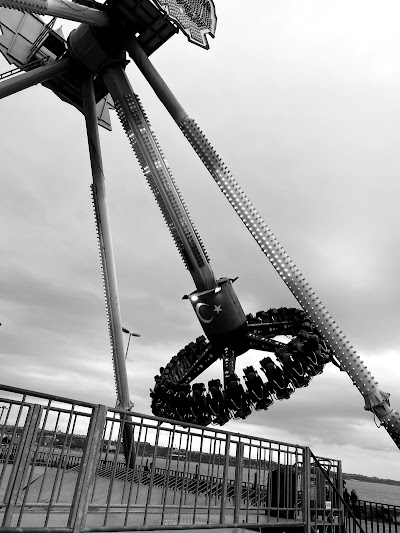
[219,433,231,524]
[234,441,244,524]
[253,471,258,488]
[2,404,42,527]
[302,447,311,533]
[68,404,107,532]
[337,459,344,527]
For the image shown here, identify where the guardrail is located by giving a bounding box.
[346,499,400,533]
[0,383,343,532]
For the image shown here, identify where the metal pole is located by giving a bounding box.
[337,460,344,528]
[302,447,311,533]
[68,405,107,531]
[233,441,244,524]
[125,334,131,360]
[0,57,72,100]
[125,36,187,124]
[100,64,216,292]
[80,75,132,412]
[219,434,230,525]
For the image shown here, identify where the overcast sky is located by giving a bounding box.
[1,0,400,481]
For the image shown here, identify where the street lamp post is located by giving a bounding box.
[122,327,141,360]
[120,327,140,469]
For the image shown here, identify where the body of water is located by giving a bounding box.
[345,479,400,507]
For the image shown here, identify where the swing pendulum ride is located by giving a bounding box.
[0,0,399,454]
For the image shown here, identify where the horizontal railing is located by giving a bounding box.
[0,382,343,532]
[348,499,400,533]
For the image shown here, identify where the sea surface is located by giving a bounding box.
[344,479,400,507]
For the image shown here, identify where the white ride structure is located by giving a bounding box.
[0,0,399,450]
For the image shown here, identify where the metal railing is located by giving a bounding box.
[0,383,344,532]
[345,499,400,533]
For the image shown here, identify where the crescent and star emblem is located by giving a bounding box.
[195,303,223,324]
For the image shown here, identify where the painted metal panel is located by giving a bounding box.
[0,10,45,65]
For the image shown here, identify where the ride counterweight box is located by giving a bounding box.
[187,278,246,342]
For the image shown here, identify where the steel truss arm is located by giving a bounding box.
[0,0,109,27]
[247,320,299,337]
[222,347,236,383]
[0,57,71,99]
[247,334,285,353]
[180,344,216,385]
[126,37,400,448]
[100,64,216,293]
[81,75,132,412]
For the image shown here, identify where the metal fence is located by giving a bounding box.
[344,499,400,533]
[0,383,344,532]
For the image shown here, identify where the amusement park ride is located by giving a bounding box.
[1,0,400,449]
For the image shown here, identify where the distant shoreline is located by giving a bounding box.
[344,473,400,486]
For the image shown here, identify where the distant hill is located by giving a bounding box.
[344,473,400,486]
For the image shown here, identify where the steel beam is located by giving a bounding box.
[81,75,132,412]
[0,57,71,99]
[101,64,216,292]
